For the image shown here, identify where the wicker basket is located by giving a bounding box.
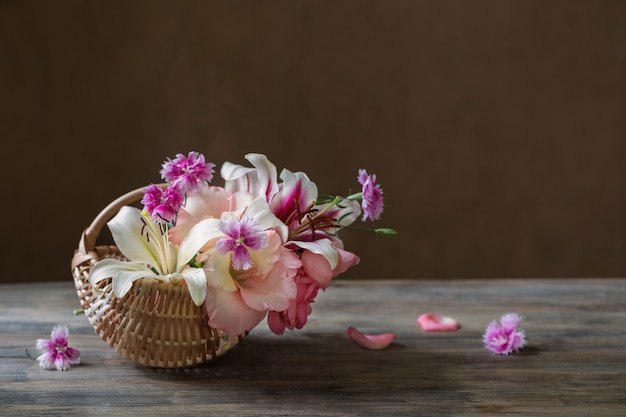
[71,186,245,368]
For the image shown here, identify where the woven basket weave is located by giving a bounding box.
[71,186,245,368]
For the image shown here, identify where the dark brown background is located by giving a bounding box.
[1,0,625,283]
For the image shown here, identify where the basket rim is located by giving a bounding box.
[70,184,247,368]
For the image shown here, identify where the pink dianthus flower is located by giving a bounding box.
[35,325,81,371]
[160,151,215,193]
[216,217,268,271]
[141,184,184,223]
[358,169,384,221]
[483,312,527,355]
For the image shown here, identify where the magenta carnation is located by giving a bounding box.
[141,184,184,223]
[35,325,81,371]
[358,169,384,221]
[160,151,215,193]
[483,312,527,355]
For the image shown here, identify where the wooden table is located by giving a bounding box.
[2,279,625,416]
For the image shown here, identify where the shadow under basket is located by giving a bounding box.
[71,185,245,368]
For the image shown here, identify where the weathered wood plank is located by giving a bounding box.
[1,279,625,416]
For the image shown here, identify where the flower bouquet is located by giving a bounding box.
[71,152,393,368]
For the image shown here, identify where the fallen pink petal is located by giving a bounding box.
[347,326,396,350]
[417,313,460,332]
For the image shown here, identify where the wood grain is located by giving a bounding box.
[1,279,625,416]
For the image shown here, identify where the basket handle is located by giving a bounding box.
[78,183,167,253]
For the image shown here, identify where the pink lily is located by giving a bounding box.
[221,153,361,270]
[202,231,301,336]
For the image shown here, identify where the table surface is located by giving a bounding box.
[2,278,625,416]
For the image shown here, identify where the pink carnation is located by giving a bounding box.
[160,151,215,193]
[35,325,81,371]
[141,184,184,223]
[358,169,384,221]
[483,312,527,355]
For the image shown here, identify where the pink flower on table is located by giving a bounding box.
[160,151,215,193]
[35,325,81,371]
[141,184,184,223]
[267,244,359,335]
[358,169,384,221]
[483,312,527,355]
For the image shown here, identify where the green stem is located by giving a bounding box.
[346,192,363,201]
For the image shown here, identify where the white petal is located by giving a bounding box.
[289,239,338,270]
[89,258,156,298]
[177,217,223,267]
[178,268,208,306]
[245,153,279,199]
[113,270,159,298]
[220,161,256,192]
[89,258,122,286]
[221,153,279,201]
[244,197,289,242]
[107,206,162,269]
[89,258,151,286]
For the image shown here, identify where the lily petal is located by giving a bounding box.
[113,269,160,298]
[246,153,279,200]
[177,217,223,267]
[108,206,176,274]
[244,197,289,242]
[221,153,279,201]
[169,185,237,246]
[347,326,396,350]
[204,286,266,336]
[88,258,153,287]
[289,238,338,270]
[204,248,238,292]
[239,247,299,312]
[270,169,318,225]
[177,268,208,306]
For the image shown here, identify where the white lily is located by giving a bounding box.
[88,206,208,306]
